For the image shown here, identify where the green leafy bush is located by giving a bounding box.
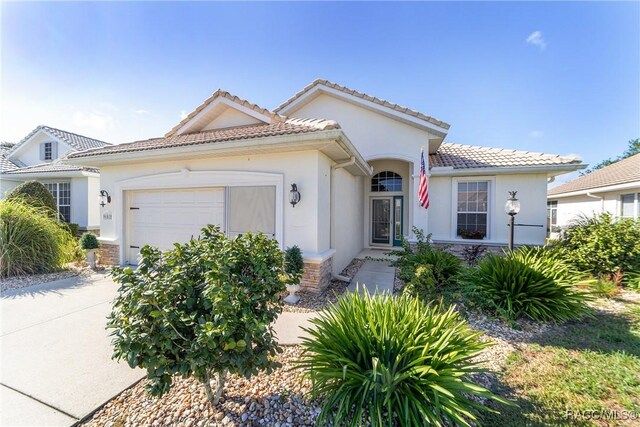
[298,291,510,426]
[556,213,640,286]
[0,199,76,277]
[65,223,81,237]
[107,225,286,404]
[284,245,304,284]
[403,264,437,300]
[461,246,591,322]
[80,232,99,250]
[6,180,57,214]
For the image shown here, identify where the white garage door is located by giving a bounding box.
[127,188,225,264]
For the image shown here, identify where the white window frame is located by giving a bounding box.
[450,177,495,240]
[44,142,53,161]
[620,193,639,220]
[547,200,558,236]
[44,182,71,223]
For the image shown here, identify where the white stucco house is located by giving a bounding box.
[67,79,584,291]
[547,153,640,234]
[0,126,110,230]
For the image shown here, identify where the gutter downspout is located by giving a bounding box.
[586,192,605,214]
[330,157,357,282]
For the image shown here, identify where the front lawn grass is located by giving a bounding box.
[482,298,640,426]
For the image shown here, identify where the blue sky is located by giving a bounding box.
[2,2,638,185]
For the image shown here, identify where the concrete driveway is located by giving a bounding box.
[0,274,144,426]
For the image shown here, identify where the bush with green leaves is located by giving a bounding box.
[461,246,591,322]
[6,180,57,214]
[0,199,77,277]
[107,225,286,404]
[284,245,304,284]
[298,291,511,426]
[556,213,640,286]
[80,232,100,250]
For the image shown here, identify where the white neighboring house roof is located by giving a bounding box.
[274,78,450,137]
[2,162,99,178]
[548,153,640,198]
[8,125,111,160]
[0,144,19,173]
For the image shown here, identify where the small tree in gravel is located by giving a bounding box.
[107,225,286,404]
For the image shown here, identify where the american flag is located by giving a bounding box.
[418,149,430,209]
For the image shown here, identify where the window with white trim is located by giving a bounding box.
[621,193,637,219]
[456,181,488,238]
[44,182,71,223]
[44,142,53,160]
[371,171,402,192]
[547,201,558,236]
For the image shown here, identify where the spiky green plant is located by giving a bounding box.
[0,199,77,277]
[462,246,591,322]
[298,291,511,426]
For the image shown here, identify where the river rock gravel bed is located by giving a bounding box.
[83,346,320,427]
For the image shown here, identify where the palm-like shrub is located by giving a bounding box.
[461,246,591,322]
[0,199,76,277]
[298,291,510,426]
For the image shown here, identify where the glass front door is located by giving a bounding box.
[371,197,403,246]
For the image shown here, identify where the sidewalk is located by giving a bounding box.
[347,259,396,294]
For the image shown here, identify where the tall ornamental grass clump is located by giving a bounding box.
[461,246,591,322]
[0,199,77,278]
[298,291,510,426]
[108,225,286,404]
[556,213,640,286]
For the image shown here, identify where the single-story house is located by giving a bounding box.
[0,126,110,230]
[67,79,584,291]
[547,153,640,233]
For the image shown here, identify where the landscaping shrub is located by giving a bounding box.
[462,244,488,267]
[298,291,511,426]
[284,245,304,283]
[556,213,640,286]
[6,180,57,214]
[107,225,286,404]
[461,246,591,322]
[0,199,76,277]
[80,232,100,250]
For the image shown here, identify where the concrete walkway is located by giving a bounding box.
[0,275,144,426]
[347,259,396,294]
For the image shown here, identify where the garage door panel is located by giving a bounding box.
[127,188,224,264]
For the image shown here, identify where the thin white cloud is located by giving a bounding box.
[526,31,546,50]
[180,110,188,120]
[72,111,114,131]
[134,109,149,114]
[528,130,544,139]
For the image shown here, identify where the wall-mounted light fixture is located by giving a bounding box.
[289,184,301,207]
[99,190,112,207]
[504,191,520,250]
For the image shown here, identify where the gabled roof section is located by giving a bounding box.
[70,118,340,158]
[165,90,287,138]
[3,162,98,175]
[430,142,583,170]
[8,125,110,159]
[548,153,640,196]
[275,79,451,135]
[0,144,19,172]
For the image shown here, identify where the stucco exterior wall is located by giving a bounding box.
[97,149,335,263]
[87,175,101,229]
[429,173,549,245]
[70,177,89,228]
[550,186,640,227]
[0,178,20,198]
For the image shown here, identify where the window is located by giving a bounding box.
[371,171,402,192]
[227,186,276,238]
[547,201,558,236]
[44,142,52,160]
[621,193,636,219]
[44,182,71,223]
[456,181,488,238]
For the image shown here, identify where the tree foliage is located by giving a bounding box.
[107,225,286,404]
[6,180,57,214]
[581,138,640,175]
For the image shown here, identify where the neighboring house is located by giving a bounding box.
[66,79,583,291]
[547,153,640,233]
[0,126,110,230]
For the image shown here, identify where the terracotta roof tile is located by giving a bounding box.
[274,79,450,130]
[430,143,581,170]
[548,153,640,196]
[69,118,340,159]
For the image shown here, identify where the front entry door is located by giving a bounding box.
[371,197,403,246]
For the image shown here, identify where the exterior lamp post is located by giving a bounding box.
[505,191,520,250]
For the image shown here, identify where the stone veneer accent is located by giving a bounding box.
[98,243,120,266]
[300,257,333,293]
